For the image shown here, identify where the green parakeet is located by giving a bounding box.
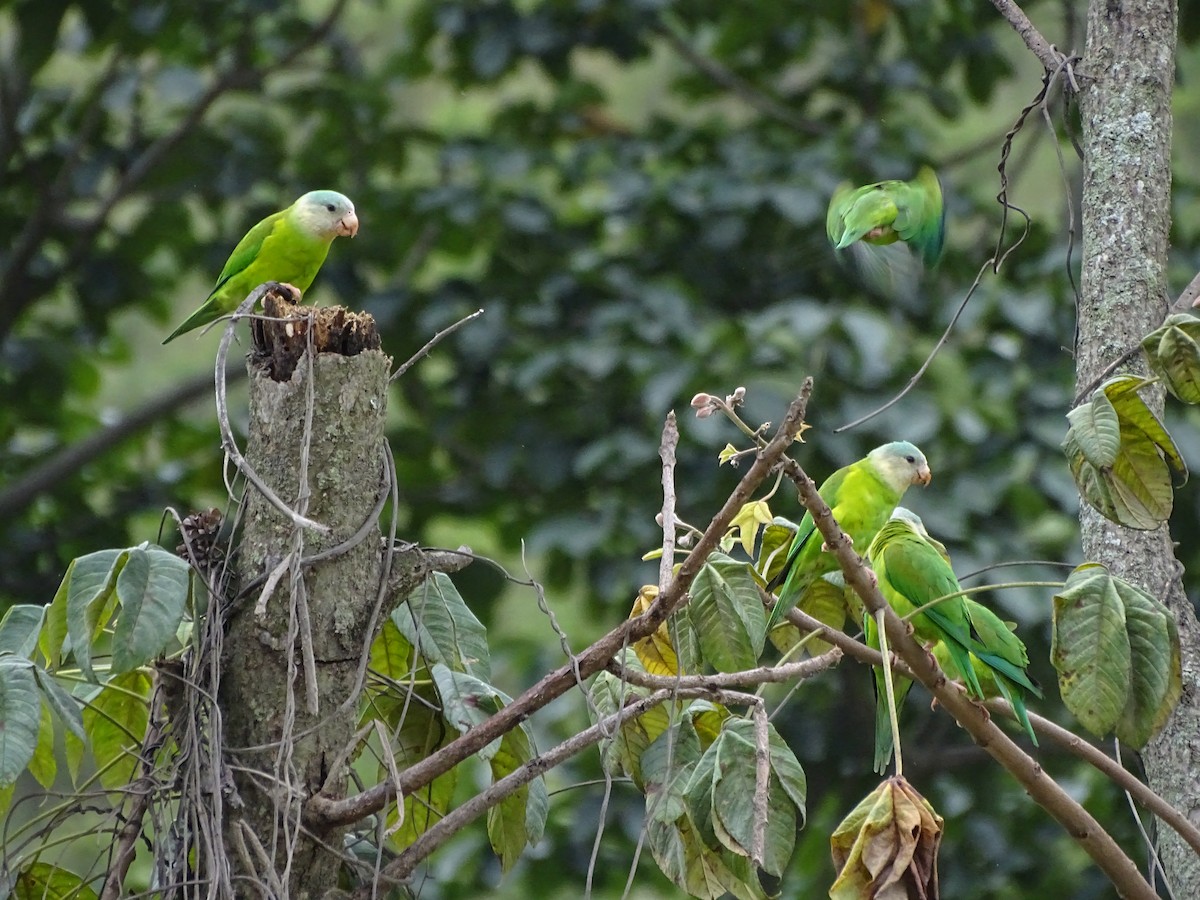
[864,507,938,772]
[163,190,359,344]
[765,441,931,631]
[826,166,945,299]
[933,598,1043,746]
[865,510,1041,772]
[868,515,982,698]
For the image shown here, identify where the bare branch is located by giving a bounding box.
[607,649,841,690]
[991,0,1065,72]
[303,377,814,831]
[389,308,484,382]
[658,411,679,593]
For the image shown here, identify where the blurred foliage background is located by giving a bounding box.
[2,0,1199,896]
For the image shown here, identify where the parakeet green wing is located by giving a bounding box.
[825,166,945,299]
[163,190,359,344]
[869,518,983,698]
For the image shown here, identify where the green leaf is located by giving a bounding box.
[0,655,41,787]
[65,548,125,682]
[386,766,458,851]
[83,669,152,791]
[396,573,491,681]
[690,555,765,672]
[28,701,57,790]
[1104,376,1187,480]
[646,814,766,900]
[1063,379,1186,529]
[767,723,807,825]
[364,618,414,698]
[1141,313,1200,403]
[1065,392,1120,468]
[756,519,799,585]
[0,605,46,660]
[33,667,85,741]
[642,719,703,824]
[12,861,99,900]
[1052,564,1131,737]
[590,664,670,787]
[40,558,73,671]
[1116,585,1183,748]
[486,730,548,871]
[111,545,190,674]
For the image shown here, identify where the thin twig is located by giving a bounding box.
[990,0,1065,72]
[750,701,770,870]
[835,259,993,432]
[214,285,329,534]
[389,308,484,382]
[607,649,840,690]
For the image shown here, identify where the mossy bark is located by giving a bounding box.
[1078,0,1200,892]
[220,347,390,898]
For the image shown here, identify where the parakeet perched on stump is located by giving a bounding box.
[766,441,931,631]
[163,190,359,344]
[826,166,944,298]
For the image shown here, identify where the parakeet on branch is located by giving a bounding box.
[868,515,982,697]
[163,190,359,344]
[826,166,944,298]
[865,514,1042,772]
[765,441,931,631]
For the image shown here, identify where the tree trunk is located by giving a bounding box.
[220,336,391,898]
[1078,0,1200,892]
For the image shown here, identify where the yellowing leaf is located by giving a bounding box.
[1142,313,1200,404]
[629,585,680,676]
[728,500,774,558]
[718,443,740,465]
[830,775,942,900]
[1063,377,1187,529]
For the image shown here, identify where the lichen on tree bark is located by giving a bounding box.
[1078,0,1200,892]
[218,345,399,897]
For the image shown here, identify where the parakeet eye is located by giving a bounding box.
[905,456,915,463]
[325,203,336,212]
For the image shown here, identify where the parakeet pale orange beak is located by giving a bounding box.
[915,465,932,486]
[338,211,360,238]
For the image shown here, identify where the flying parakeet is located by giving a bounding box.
[163,190,359,344]
[826,166,945,299]
[765,441,931,632]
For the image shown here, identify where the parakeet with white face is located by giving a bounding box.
[163,190,359,343]
[765,441,932,631]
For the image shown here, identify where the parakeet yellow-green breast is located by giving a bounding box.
[163,190,359,344]
[765,441,931,631]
